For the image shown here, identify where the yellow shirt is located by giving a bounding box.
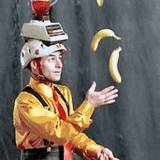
[13,78,102,157]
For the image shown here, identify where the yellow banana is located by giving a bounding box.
[109,47,122,83]
[91,29,121,52]
[96,0,104,7]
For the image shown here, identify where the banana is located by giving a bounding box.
[91,29,121,52]
[109,47,122,83]
[96,0,104,7]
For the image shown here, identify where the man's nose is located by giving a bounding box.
[56,59,63,68]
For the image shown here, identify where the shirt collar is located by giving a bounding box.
[29,77,53,99]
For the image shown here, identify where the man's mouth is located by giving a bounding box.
[54,71,61,74]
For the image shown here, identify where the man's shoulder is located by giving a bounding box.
[16,86,40,103]
[55,83,71,92]
[16,90,30,99]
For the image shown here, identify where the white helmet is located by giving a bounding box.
[20,39,66,69]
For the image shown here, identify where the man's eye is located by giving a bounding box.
[48,57,55,61]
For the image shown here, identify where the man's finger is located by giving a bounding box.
[105,89,118,97]
[99,154,106,160]
[105,99,116,104]
[101,86,115,94]
[88,81,96,93]
[103,149,114,160]
[102,153,109,160]
[105,94,118,101]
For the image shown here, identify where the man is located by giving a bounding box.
[13,39,118,160]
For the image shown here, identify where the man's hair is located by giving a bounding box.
[26,57,41,71]
[26,63,31,71]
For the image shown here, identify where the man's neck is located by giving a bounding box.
[31,73,52,87]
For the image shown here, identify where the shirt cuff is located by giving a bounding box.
[75,99,95,118]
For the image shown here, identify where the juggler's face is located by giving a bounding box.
[40,51,63,82]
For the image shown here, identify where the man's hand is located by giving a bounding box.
[86,81,118,108]
[84,147,115,160]
[97,147,114,160]
[98,148,120,160]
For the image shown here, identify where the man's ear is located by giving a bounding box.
[30,60,39,74]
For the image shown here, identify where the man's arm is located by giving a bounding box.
[62,86,95,131]
[70,132,115,160]
[65,82,118,132]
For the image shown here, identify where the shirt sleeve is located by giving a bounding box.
[63,86,95,132]
[71,132,103,159]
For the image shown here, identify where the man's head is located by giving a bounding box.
[20,39,66,82]
[30,52,63,81]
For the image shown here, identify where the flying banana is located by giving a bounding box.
[91,29,121,52]
[109,47,122,83]
[96,0,104,7]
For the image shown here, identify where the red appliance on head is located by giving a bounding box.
[31,0,57,16]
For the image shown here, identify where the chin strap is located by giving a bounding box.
[35,58,43,75]
[32,58,48,82]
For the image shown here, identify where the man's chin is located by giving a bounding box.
[50,77,61,82]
